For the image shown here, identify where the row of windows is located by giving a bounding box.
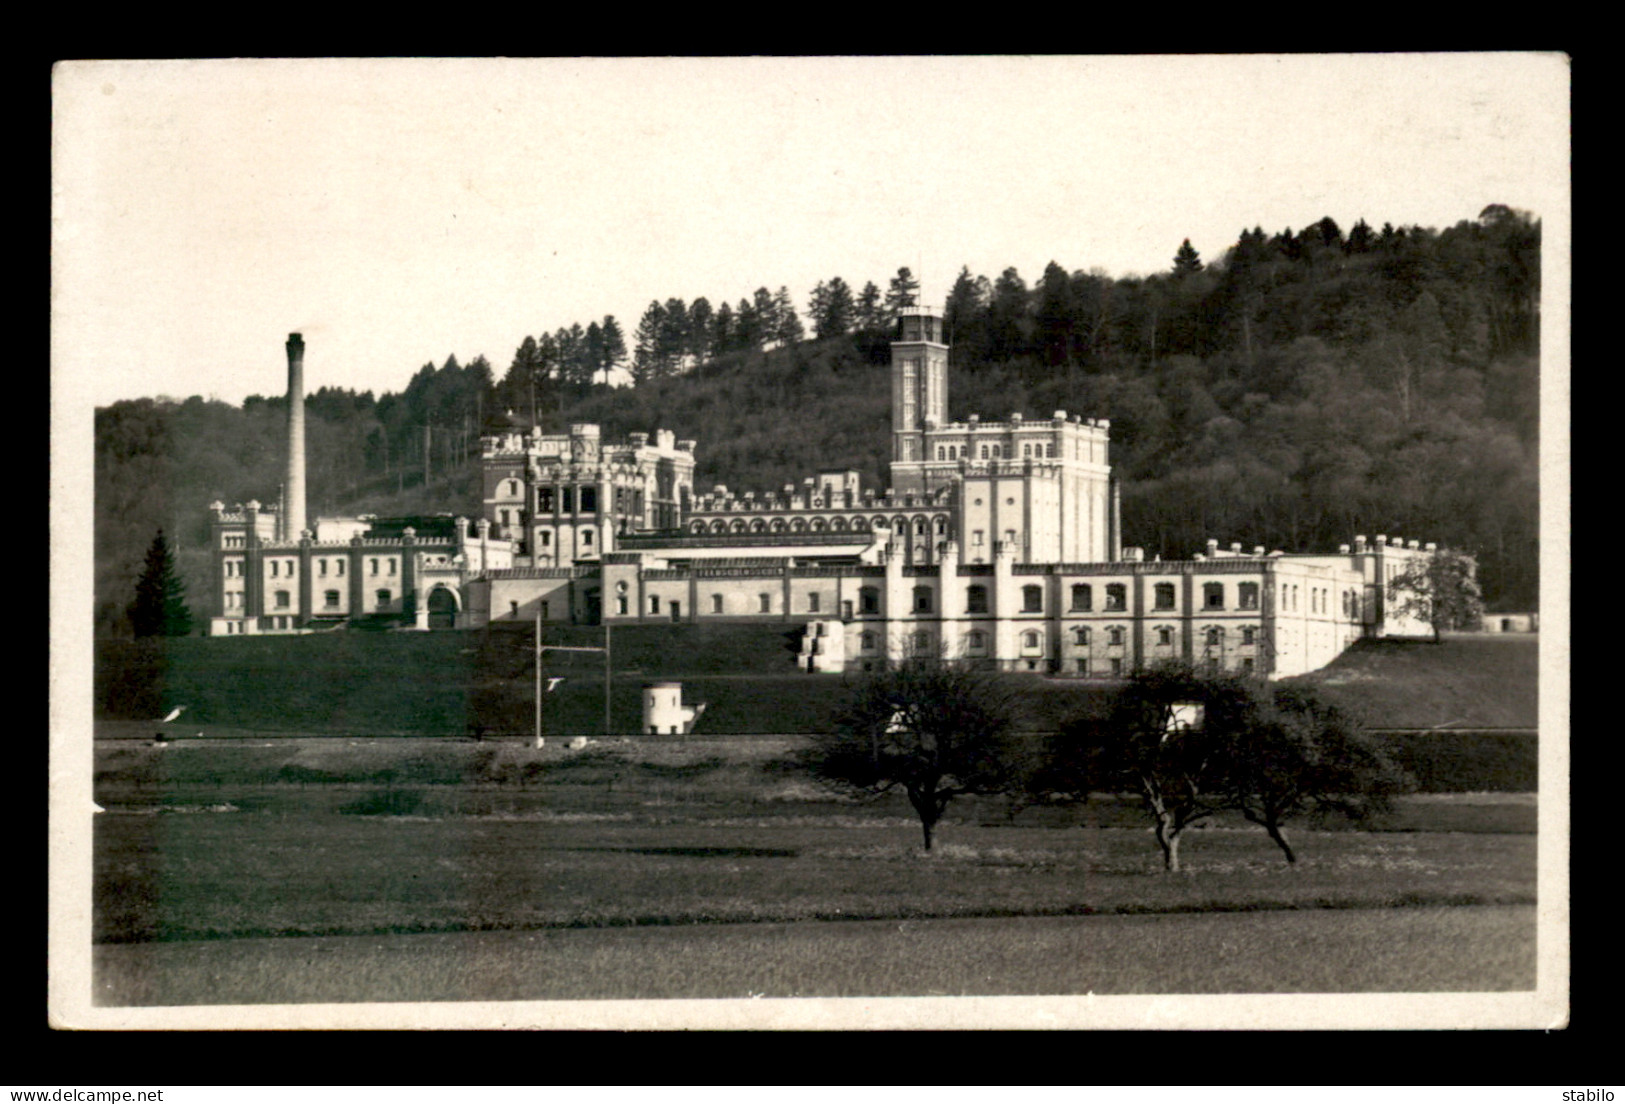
[934,442,1058,461]
[533,529,593,550]
[851,624,1257,651]
[265,589,393,609]
[256,557,397,578]
[689,515,950,536]
[536,486,601,514]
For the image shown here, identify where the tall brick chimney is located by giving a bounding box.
[284,333,307,541]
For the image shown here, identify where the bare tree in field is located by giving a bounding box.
[803,658,1024,851]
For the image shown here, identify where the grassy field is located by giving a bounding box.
[95,738,1535,943]
[1284,634,1538,728]
[95,904,1537,1005]
[96,628,1538,735]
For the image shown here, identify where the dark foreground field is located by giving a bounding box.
[91,736,1538,1005]
[96,905,1536,1005]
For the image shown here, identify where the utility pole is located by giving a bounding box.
[541,622,614,739]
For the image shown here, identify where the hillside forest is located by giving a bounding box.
[93,206,1541,635]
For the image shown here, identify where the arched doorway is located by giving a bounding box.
[427,585,459,630]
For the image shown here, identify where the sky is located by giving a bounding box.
[53,54,1569,408]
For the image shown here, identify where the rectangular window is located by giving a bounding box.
[510,601,519,617]
[540,531,552,547]
[1076,657,1089,674]
[337,560,345,576]
[540,602,549,619]
[275,590,289,608]
[580,487,598,513]
[1154,583,1176,610]
[371,559,379,576]
[1105,584,1126,611]
[1110,658,1123,677]
[914,587,933,613]
[1022,585,1043,613]
[324,590,340,609]
[562,488,575,513]
[319,559,327,576]
[712,594,724,614]
[617,596,628,616]
[1204,582,1224,609]
[1239,582,1259,610]
[1242,626,1256,645]
[376,589,391,606]
[582,530,594,548]
[388,559,397,576]
[972,530,984,546]
[271,560,279,577]
[1157,626,1173,646]
[808,592,821,613]
[1071,584,1092,611]
[538,487,554,512]
[649,595,660,615]
[966,586,988,614]
[759,593,772,613]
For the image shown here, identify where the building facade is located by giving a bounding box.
[208,318,1441,678]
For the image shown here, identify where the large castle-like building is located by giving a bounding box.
[206,309,1438,677]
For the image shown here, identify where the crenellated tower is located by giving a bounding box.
[889,305,949,467]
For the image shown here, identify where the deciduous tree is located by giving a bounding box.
[804,658,1022,851]
[1387,548,1485,643]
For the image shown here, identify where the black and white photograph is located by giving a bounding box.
[50,54,1568,1030]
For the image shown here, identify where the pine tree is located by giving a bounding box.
[1173,239,1203,275]
[884,267,921,316]
[131,529,192,637]
[600,315,627,386]
[855,281,884,334]
[773,286,803,346]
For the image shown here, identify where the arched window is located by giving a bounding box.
[936,446,945,460]
[1105,584,1127,611]
[750,519,766,532]
[1022,585,1043,613]
[1022,444,1032,458]
[914,517,928,535]
[966,585,988,614]
[830,517,847,531]
[690,520,706,533]
[934,516,947,534]
[730,519,747,533]
[1203,583,1225,609]
[1239,582,1260,610]
[1154,583,1176,610]
[790,518,807,532]
[1070,584,1093,611]
[711,519,726,533]
[770,518,787,533]
[980,445,989,459]
[810,517,826,531]
[894,517,907,534]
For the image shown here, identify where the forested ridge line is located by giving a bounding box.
[94,206,1540,634]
